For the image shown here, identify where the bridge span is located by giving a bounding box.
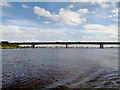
[10,41,120,49]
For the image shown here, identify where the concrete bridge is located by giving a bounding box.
[10,41,120,49]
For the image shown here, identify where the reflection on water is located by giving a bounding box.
[2,48,119,89]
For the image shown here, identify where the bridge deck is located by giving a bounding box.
[10,42,120,45]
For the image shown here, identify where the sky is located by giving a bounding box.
[0,1,119,42]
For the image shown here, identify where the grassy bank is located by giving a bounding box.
[0,41,22,49]
[0,46,21,49]
[0,45,31,49]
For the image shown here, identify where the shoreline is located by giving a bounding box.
[0,47,119,49]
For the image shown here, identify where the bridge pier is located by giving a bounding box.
[31,44,35,48]
[66,44,68,48]
[100,44,104,49]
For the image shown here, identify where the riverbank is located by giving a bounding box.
[0,46,119,49]
[0,46,21,49]
[0,46,30,49]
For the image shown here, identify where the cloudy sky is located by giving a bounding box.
[1,2,119,41]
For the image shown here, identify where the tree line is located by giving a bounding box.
[0,41,19,48]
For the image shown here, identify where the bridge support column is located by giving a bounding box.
[66,44,68,48]
[31,44,35,48]
[100,44,104,49]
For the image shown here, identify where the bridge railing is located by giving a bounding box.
[8,41,120,49]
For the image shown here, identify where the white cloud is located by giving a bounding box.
[83,24,117,34]
[99,2,110,8]
[113,8,118,13]
[101,2,118,18]
[90,2,118,19]
[112,19,120,22]
[68,5,74,9]
[6,19,38,26]
[1,21,118,41]
[108,7,118,18]
[77,8,89,14]
[44,21,50,24]
[81,24,118,41]
[111,2,116,8]
[71,0,119,2]
[0,2,11,7]
[1,20,82,41]
[92,2,116,9]
[83,36,94,39]
[22,4,29,8]
[112,8,118,17]
[33,6,89,26]
[34,6,51,17]
[82,35,118,41]
[1,24,67,41]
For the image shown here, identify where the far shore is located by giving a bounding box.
[0,46,119,49]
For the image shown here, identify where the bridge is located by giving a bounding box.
[9,41,120,49]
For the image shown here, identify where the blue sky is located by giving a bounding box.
[1,2,119,41]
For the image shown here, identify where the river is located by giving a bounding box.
[2,48,119,89]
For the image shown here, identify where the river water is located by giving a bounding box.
[2,48,119,89]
